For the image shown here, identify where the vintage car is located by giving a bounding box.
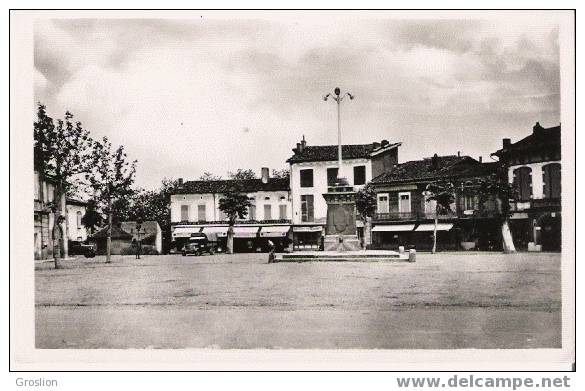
[69,241,97,258]
[182,233,217,256]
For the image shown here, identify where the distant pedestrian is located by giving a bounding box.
[136,240,142,259]
[267,239,275,263]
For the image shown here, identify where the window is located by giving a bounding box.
[542,163,561,199]
[327,167,339,186]
[181,205,189,221]
[301,195,314,222]
[264,204,272,220]
[300,169,314,187]
[377,194,389,214]
[197,204,206,222]
[248,205,256,220]
[513,167,532,201]
[398,192,411,213]
[76,211,82,228]
[463,195,478,211]
[353,165,366,185]
[279,204,287,220]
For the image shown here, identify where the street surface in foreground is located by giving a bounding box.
[35,252,561,349]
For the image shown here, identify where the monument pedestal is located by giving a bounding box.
[323,234,361,252]
[322,178,361,252]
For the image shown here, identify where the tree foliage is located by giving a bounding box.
[271,168,290,179]
[228,168,256,180]
[81,199,103,235]
[33,103,93,194]
[198,172,223,181]
[424,181,455,215]
[218,185,252,224]
[86,137,137,214]
[355,183,377,219]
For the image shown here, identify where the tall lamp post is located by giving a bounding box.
[324,87,354,181]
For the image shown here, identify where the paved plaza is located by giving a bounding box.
[35,252,561,349]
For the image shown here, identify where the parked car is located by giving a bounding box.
[182,233,217,256]
[69,241,96,258]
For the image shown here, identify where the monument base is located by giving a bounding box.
[323,234,361,252]
[274,250,410,263]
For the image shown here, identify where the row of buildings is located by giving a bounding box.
[33,174,162,260]
[169,122,562,253]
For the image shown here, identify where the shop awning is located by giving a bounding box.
[201,226,229,240]
[372,224,415,232]
[172,226,203,238]
[260,226,291,237]
[233,226,260,238]
[415,223,454,232]
[293,226,323,233]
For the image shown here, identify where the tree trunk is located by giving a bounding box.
[106,197,112,263]
[52,181,64,268]
[501,219,516,254]
[432,211,438,254]
[364,215,372,249]
[60,181,69,259]
[226,225,234,254]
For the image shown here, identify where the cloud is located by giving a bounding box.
[33,16,562,189]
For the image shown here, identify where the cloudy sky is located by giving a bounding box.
[34,13,561,189]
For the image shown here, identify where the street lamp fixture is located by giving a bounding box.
[323,87,355,181]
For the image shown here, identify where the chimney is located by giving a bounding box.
[533,121,544,134]
[295,143,301,154]
[178,178,183,186]
[503,138,511,149]
[300,135,307,151]
[431,153,439,170]
[479,156,483,163]
[261,167,269,184]
[457,151,461,157]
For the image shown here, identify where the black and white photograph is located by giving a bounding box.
[10,9,575,371]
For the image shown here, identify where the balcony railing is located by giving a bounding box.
[173,219,292,226]
[530,198,561,209]
[373,209,499,222]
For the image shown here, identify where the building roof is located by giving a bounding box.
[286,142,401,163]
[66,198,88,206]
[92,225,133,240]
[492,122,561,157]
[173,177,290,195]
[371,155,497,184]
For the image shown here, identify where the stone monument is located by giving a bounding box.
[322,177,361,251]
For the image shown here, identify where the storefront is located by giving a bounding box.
[292,225,323,251]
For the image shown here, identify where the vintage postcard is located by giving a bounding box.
[9,9,575,371]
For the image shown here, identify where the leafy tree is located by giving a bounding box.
[228,169,256,180]
[271,168,290,179]
[198,172,222,181]
[86,136,137,263]
[81,199,103,235]
[218,185,251,254]
[423,181,455,254]
[34,103,93,268]
[355,183,377,247]
[475,170,519,253]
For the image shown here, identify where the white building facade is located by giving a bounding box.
[66,199,88,242]
[170,168,292,253]
[287,137,401,250]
